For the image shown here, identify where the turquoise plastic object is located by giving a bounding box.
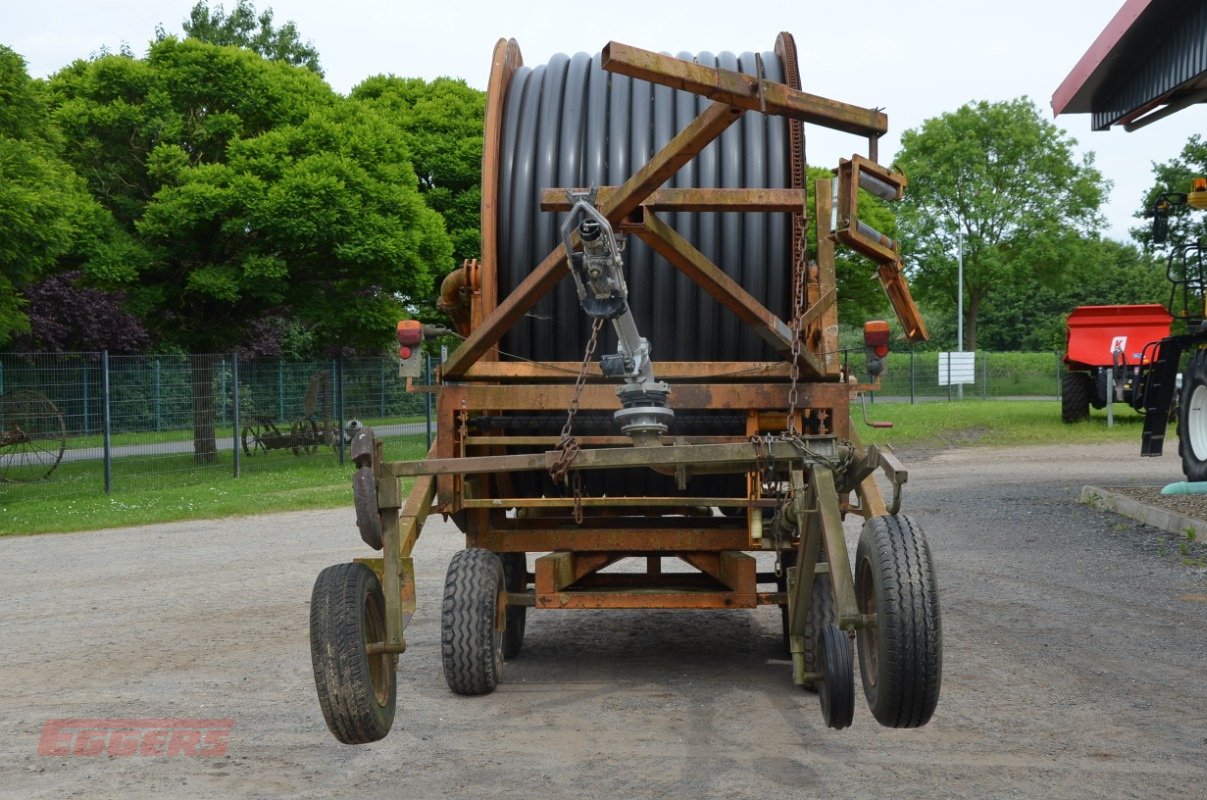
[1160,481,1207,495]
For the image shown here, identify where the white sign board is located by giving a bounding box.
[938,351,976,386]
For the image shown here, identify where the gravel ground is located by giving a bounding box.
[1,440,1205,800]
[1112,484,1207,525]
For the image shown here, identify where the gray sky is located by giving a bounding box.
[8,0,1207,242]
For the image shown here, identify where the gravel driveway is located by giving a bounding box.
[1,440,1205,800]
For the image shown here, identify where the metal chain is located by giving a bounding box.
[549,317,606,521]
[786,220,808,436]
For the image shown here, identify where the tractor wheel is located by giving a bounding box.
[309,563,396,744]
[441,548,506,695]
[1179,350,1207,481]
[499,553,527,660]
[1061,371,1093,422]
[817,623,854,730]
[777,549,836,692]
[855,514,942,728]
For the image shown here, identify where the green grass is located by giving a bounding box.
[857,398,1144,449]
[1,435,428,536]
[2,400,1149,536]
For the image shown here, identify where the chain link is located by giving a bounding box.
[786,218,808,435]
[549,317,606,521]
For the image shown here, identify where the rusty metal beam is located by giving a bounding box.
[535,590,757,609]
[459,496,775,509]
[388,437,842,478]
[468,527,756,552]
[535,552,620,592]
[541,186,806,213]
[457,361,794,381]
[442,101,742,378]
[436,381,845,411]
[601,41,888,137]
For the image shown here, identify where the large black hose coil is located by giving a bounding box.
[495,49,796,364]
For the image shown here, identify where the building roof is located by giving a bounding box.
[1052,0,1207,130]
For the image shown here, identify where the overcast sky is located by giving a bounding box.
[8,0,1207,243]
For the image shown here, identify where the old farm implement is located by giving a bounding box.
[309,35,941,744]
[242,370,338,456]
[0,389,66,482]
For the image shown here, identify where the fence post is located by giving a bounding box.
[982,351,988,400]
[380,358,387,418]
[1056,351,1062,397]
[0,359,4,395]
[909,346,915,405]
[153,358,162,431]
[219,358,227,426]
[278,358,285,422]
[102,350,112,494]
[336,356,346,467]
[82,362,90,435]
[232,353,241,478]
[425,354,433,450]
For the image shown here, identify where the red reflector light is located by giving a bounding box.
[399,346,413,359]
[864,320,890,356]
[396,320,422,346]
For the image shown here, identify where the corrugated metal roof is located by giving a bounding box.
[1053,0,1207,130]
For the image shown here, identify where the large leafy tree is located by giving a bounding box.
[895,97,1105,351]
[46,38,451,459]
[351,76,485,266]
[163,0,323,75]
[0,46,117,346]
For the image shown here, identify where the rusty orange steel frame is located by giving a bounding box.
[360,36,926,664]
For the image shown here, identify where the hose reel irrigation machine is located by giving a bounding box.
[308,33,942,744]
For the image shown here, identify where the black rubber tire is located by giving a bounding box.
[1061,371,1093,423]
[817,623,855,730]
[1180,350,1207,481]
[441,548,506,695]
[855,514,942,728]
[309,563,396,744]
[500,553,527,660]
[352,466,382,550]
[777,550,836,693]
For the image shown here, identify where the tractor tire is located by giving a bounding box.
[855,514,942,728]
[441,548,506,695]
[778,550,836,692]
[817,623,855,730]
[1180,350,1207,481]
[1061,371,1093,423]
[309,563,396,744]
[500,553,527,660]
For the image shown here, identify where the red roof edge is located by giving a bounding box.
[1052,0,1155,116]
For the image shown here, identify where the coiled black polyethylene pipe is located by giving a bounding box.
[497,49,792,364]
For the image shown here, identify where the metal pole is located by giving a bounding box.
[956,224,964,401]
[336,357,346,467]
[102,351,112,494]
[219,358,227,426]
[0,360,5,394]
[946,352,952,402]
[909,346,915,405]
[380,358,387,418]
[425,354,433,450]
[278,358,285,421]
[82,362,90,435]
[1106,369,1114,428]
[154,358,162,432]
[232,353,241,477]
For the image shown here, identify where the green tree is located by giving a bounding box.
[47,38,450,459]
[1134,134,1207,249]
[0,45,118,346]
[162,0,322,75]
[351,76,485,265]
[976,238,1168,352]
[895,97,1105,351]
